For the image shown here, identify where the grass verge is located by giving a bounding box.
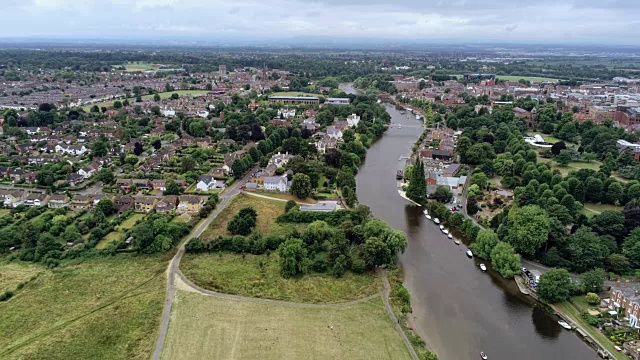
[162,290,410,360]
[181,252,382,303]
[0,261,42,293]
[555,301,626,360]
[0,255,168,360]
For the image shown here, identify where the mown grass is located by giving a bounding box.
[200,194,286,240]
[0,255,168,360]
[0,261,42,293]
[582,203,624,217]
[270,91,321,97]
[162,290,410,360]
[181,253,382,304]
[252,191,317,204]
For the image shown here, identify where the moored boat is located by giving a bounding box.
[447,233,453,239]
[558,320,572,330]
[480,263,487,272]
[433,218,440,224]
[454,239,461,245]
[466,249,473,258]
[480,352,488,360]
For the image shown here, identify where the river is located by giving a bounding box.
[345,86,599,359]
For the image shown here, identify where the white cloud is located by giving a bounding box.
[0,0,638,44]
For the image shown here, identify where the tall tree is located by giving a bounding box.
[505,205,550,256]
[406,159,426,203]
[290,173,312,199]
[537,268,572,304]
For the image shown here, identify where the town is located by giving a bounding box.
[1,43,640,360]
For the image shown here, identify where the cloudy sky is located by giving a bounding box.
[2,0,639,44]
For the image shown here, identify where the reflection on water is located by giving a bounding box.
[351,96,599,360]
[533,306,563,339]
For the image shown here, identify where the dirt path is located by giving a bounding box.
[378,269,420,360]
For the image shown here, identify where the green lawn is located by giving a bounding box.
[115,62,158,72]
[0,255,168,360]
[270,91,321,97]
[529,132,564,144]
[82,90,210,111]
[96,213,145,249]
[496,75,559,83]
[555,301,626,360]
[162,290,410,360]
[181,253,382,304]
[582,203,624,217]
[538,156,601,175]
[252,191,317,204]
[201,194,287,240]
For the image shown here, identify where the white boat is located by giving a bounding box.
[480,264,487,272]
[442,229,449,235]
[447,233,453,239]
[480,352,488,360]
[439,224,445,230]
[466,249,473,258]
[433,218,440,224]
[454,239,461,245]
[398,125,402,129]
[558,320,572,330]
[426,214,431,220]
[415,114,421,120]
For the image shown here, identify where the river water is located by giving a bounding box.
[348,90,599,359]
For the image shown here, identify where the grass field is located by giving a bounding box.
[496,75,560,82]
[96,213,145,249]
[538,156,601,175]
[270,91,321,97]
[181,253,382,303]
[555,301,626,360]
[582,203,624,216]
[528,132,564,144]
[252,191,317,204]
[0,261,42,293]
[0,255,168,360]
[82,90,210,111]
[117,62,157,72]
[162,290,411,360]
[200,194,287,240]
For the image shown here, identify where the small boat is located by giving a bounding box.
[447,233,453,239]
[480,352,488,360]
[466,249,473,258]
[398,125,402,129]
[558,320,572,330]
[433,218,440,224]
[442,229,449,235]
[454,239,461,245]
[439,224,445,230]
[480,264,487,272]
[426,214,431,220]
[615,345,622,352]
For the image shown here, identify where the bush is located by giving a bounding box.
[581,310,601,327]
[0,290,14,302]
[585,292,601,305]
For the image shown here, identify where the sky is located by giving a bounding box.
[2,0,640,45]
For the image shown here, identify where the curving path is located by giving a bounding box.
[152,166,419,360]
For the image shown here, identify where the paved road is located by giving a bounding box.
[151,167,256,360]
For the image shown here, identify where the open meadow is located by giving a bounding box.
[181,253,382,303]
[161,290,411,360]
[0,255,168,360]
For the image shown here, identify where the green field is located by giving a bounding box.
[270,91,321,97]
[96,213,145,249]
[538,156,601,175]
[251,191,317,204]
[529,132,564,144]
[122,62,157,72]
[82,90,210,111]
[161,290,411,360]
[0,255,167,359]
[181,253,382,304]
[496,75,560,83]
[200,194,289,240]
[0,261,42,293]
[582,203,624,217]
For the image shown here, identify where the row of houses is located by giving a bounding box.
[67,194,208,215]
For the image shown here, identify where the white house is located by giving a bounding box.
[77,166,96,179]
[55,144,88,156]
[346,113,360,128]
[326,126,343,140]
[264,176,290,192]
[163,109,176,117]
[277,109,296,119]
[197,110,209,118]
[196,175,225,192]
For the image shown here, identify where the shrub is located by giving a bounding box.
[585,293,601,305]
[0,290,14,302]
